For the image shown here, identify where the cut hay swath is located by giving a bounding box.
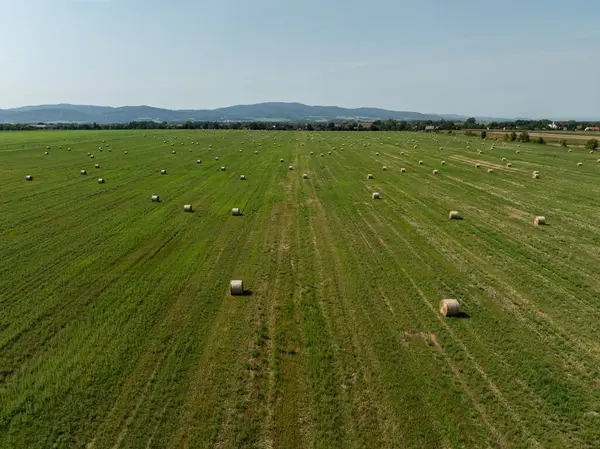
[440,299,460,317]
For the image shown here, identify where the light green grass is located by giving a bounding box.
[1,130,600,448]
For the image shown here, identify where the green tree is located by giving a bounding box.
[560,140,568,147]
[536,136,546,145]
[510,131,517,141]
[519,132,530,143]
[481,131,487,139]
[464,117,478,129]
[586,139,599,150]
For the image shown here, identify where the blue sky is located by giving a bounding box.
[0,0,599,118]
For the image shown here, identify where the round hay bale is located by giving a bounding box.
[577,162,583,166]
[487,169,493,173]
[433,169,439,175]
[81,170,87,175]
[197,159,201,164]
[476,163,481,168]
[288,165,294,170]
[124,151,128,154]
[419,160,424,165]
[190,149,193,152]
[280,159,284,163]
[161,169,167,175]
[401,151,405,155]
[372,192,380,200]
[255,151,258,154]
[532,171,540,178]
[151,195,160,202]
[230,280,244,295]
[95,164,100,168]
[568,149,572,153]
[507,163,512,167]
[303,173,308,179]
[441,160,446,165]
[382,166,387,171]
[320,153,324,157]
[310,151,314,155]
[449,211,460,220]
[376,152,380,156]
[401,168,406,173]
[240,175,246,180]
[25,175,33,181]
[90,155,94,159]
[239,149,243,153]
[184,204,193,212]
[44,151,49,155]
[502,158,506,161]
[220,166,226,171]
[232,208,241,216]
[68,148,71,151]
[367,174,374,179]
[534,216,546,226]
[440,299,460,317]
[172,150,176,154]
[591,151,595,154]
[98,178,105,184]
[46,146,50,150]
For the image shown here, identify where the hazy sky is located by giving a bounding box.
[1,0,599,118]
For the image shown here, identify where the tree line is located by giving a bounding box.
[0,117,599,132]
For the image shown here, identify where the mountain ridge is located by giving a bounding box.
[0,102,473,124]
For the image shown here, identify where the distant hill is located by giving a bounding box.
[0,102,470,124]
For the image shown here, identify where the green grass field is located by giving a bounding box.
[2,130,600,448]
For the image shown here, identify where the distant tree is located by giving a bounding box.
[465,130,475,137]
[510,131,517,141]
[586,139,599,150]
[481,131,487,139]
[464,117,478,129]
[519,132,530,143]
[503,133,509,141]
[560,139,568,147]
[536,136,546,145]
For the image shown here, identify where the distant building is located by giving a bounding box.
[548,121,558,130]
[425,125,436,132]
[585,127,600,132]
